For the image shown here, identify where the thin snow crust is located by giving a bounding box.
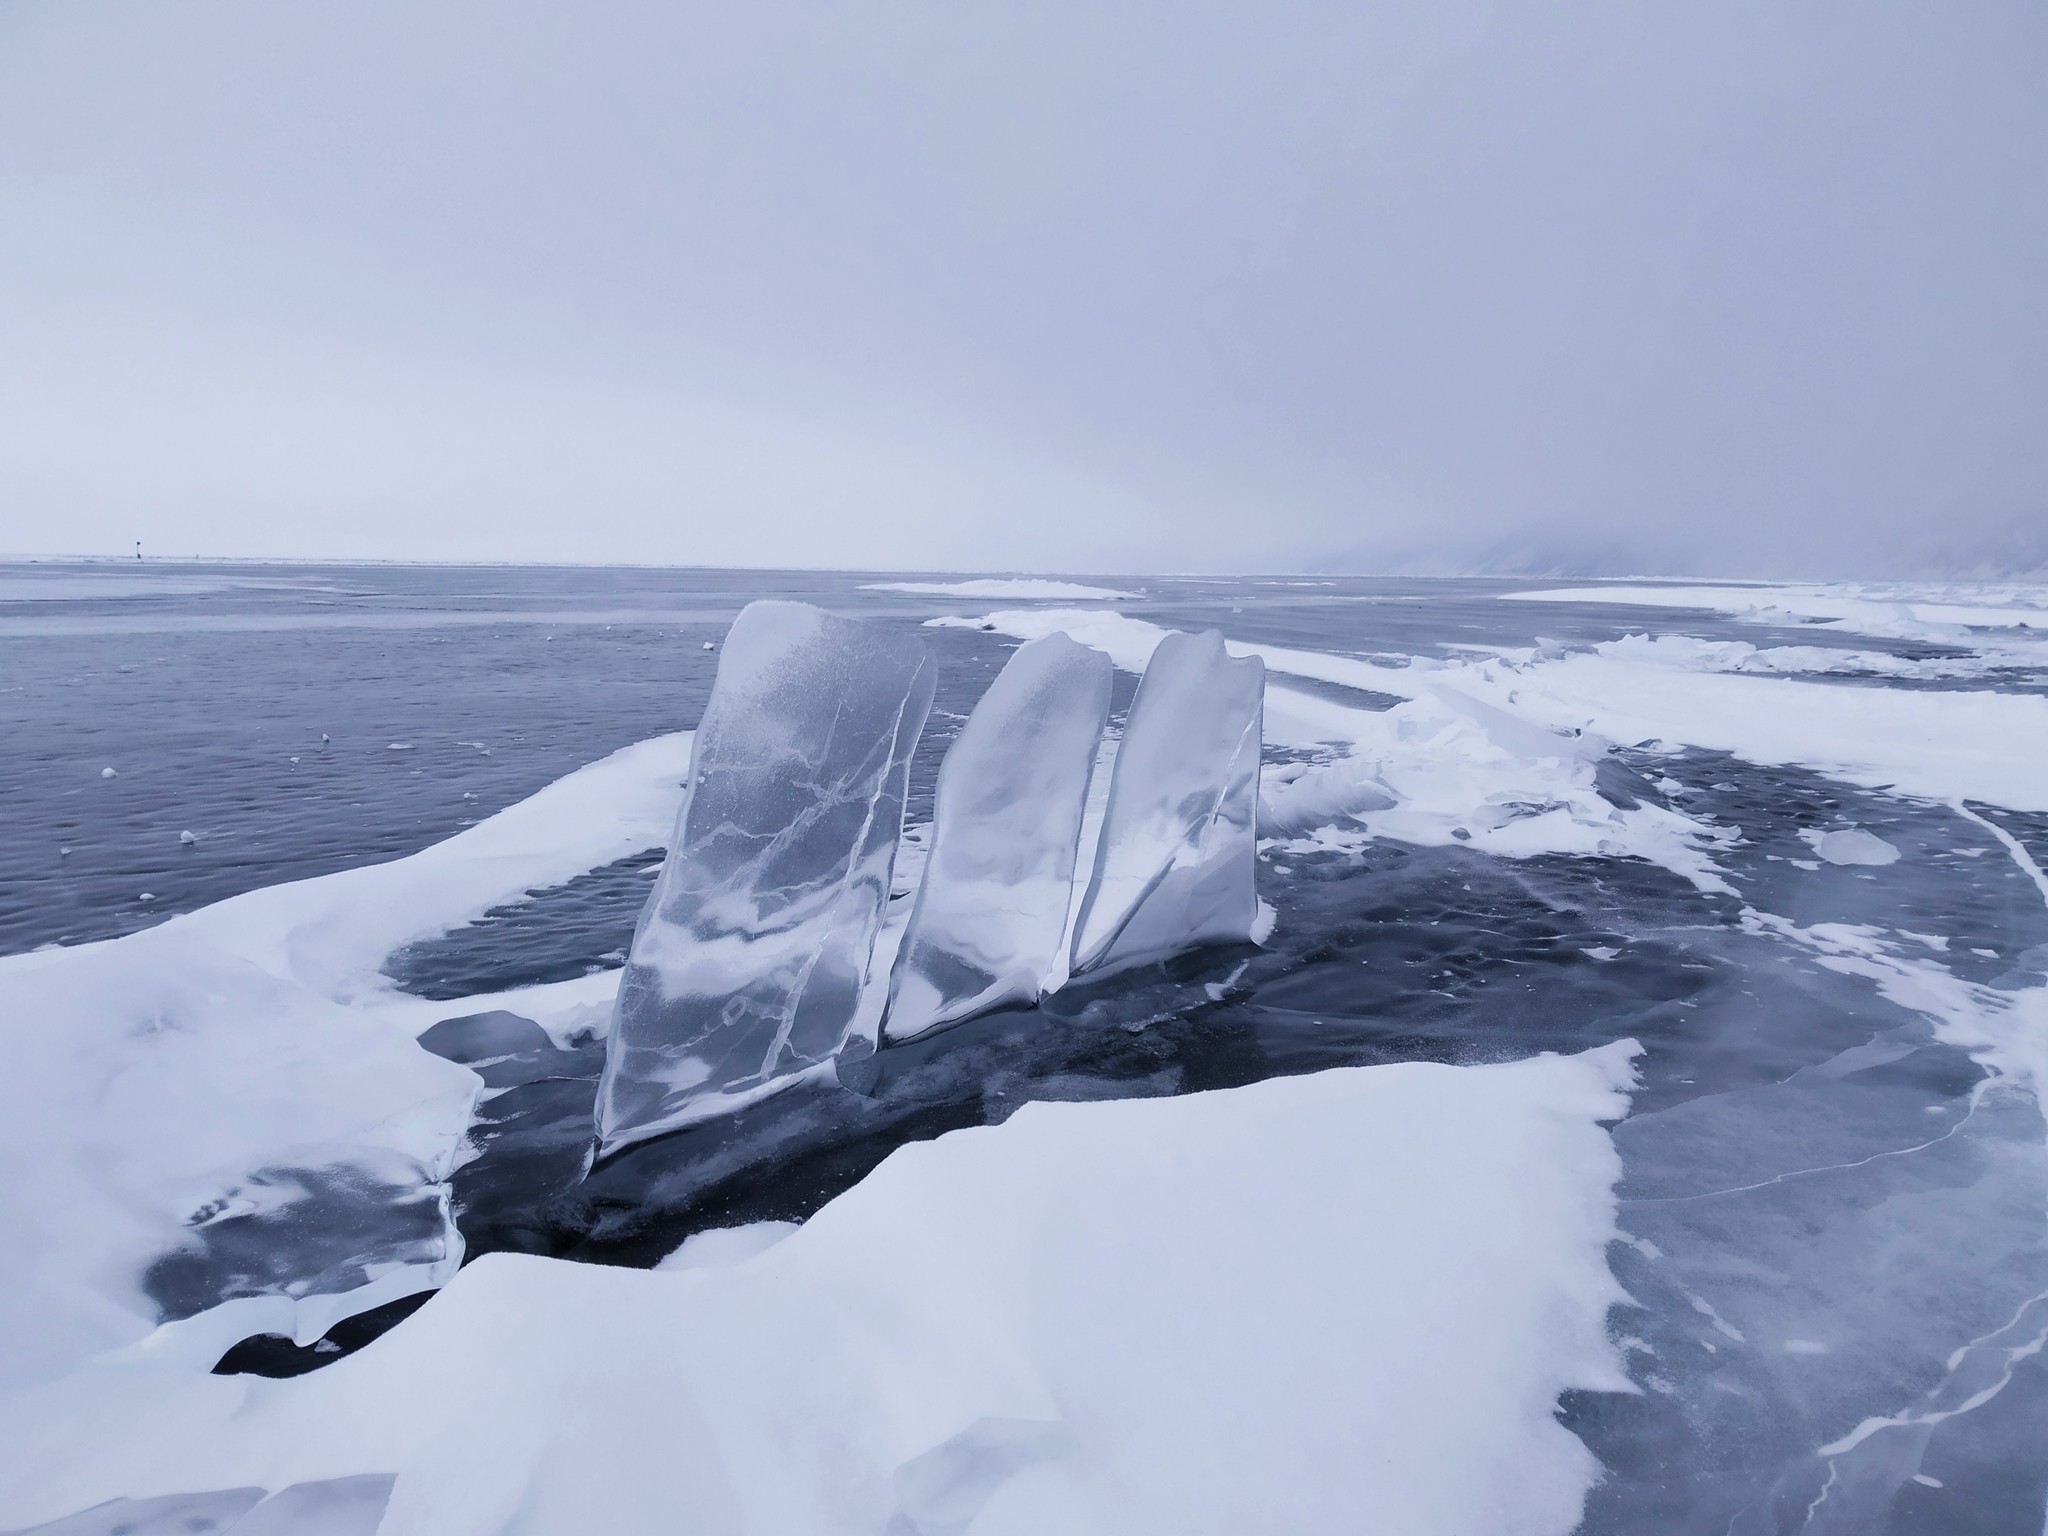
[0,1044,1639,1536]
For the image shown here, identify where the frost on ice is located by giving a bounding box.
[1070,629,1265,978]
[883,633,1112,1041]
[595,601,936,1155]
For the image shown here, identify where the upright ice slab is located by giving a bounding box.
[1069,629,1263,977]
[883,633,1113,1041]
[595,601,936,1154]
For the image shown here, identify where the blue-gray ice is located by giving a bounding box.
[1069,629,1264,978]
[594,601,935,1154]
[883,632,1112,1041]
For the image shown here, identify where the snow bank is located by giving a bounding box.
[947,607,2048,835]
[1448,650,2048,812]
[1503,581,2048,641]
[1592,631,2013,681]
[865,578,1141,600]
[0,1044,1639,1536]
[0,734,695,1387]
[938,610,1735,891]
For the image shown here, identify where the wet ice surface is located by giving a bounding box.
[5,562,2048,1532]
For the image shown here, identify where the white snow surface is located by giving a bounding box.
[1503,581,2048,642]
[0,733,695,1388]
[0,1043,1639,1536]
[933,609,1737,891]
[941,608,2048,835]
[863,578,1140,600]
[1591,632,2019,681]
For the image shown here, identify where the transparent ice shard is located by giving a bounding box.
[883,634,1113,1041]
[594,601,935,1154]
[1069,629,1264,978]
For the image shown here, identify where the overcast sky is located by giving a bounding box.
[1,1,2043,575]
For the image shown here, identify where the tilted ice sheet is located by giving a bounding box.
[596,602,936,1153]
[883,633,1111,1041]
[0,732,696,1388]
[0,1045,1638,1536]
[1070,630,1265,977]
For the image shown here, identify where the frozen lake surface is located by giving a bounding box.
[2,562,2046,1535]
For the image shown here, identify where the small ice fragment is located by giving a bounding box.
[1912,1475,1943,1489]
[100,766,117,778]
[289,755,300,765]
[1811,828,1901,866]
[387,742,414,752]
[1972,947,1999,958]
[596,600,936,1153]
[1782,1339,1827,1355]
[1583,946,1618,961]
[58,846,70,856]
[883,633,1112,1041]
[702,641,715,651]
[179,830,197,845]
[1250,897,1277,945]
[1070,629,1264,978]
[138,892,155,902]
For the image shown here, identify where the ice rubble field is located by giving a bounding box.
[2,569,2048,1534]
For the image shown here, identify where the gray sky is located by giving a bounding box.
[2,1,2044,575]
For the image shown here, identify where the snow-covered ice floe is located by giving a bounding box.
[0,1043,1639,1536]
[1501,580,2048,633]
[596,602,935,1154]
[0,732,696,1388]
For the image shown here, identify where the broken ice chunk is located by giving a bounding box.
[1807,828,1902,866]
[595,600,935,1154]
[1069,629,1264,978]
[883,633,1112,1041]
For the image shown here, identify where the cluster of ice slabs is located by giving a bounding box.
[596,603,1266,1154]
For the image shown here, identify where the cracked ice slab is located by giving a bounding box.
[1070,629,1265,978]
[884,632,1112,1041]
[596,601,936,1153]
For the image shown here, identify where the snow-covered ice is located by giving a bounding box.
[10,565,2048,1534]
[884,633,1112,1041]
[596,601,936,1154]
[0,1043,1638,1536]
[0,730,696,1387]
[1069,629,1265,977]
